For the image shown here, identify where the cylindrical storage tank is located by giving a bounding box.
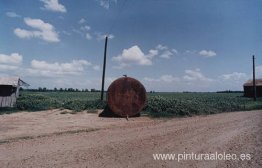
[107,77,146,117]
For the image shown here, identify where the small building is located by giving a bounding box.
[243,79,262,97]
[0,77,29,107]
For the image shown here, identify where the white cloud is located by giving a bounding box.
[0,53,22,65]
[172,49,178,54]
[155,44,177,59]
[160,75,180,82]
[217,72,250,91]
[159,50,173,59]
[198,50,217,57]
[184,50,197,55]
[6,12,21,18]
[85,33,92,40]
[218,68,262,88]
[107,34,115,39]
[93,65,100,71]
[143,69,215,92]
[79,18,86,24]
[183,68,213,82]
[112,44,177,68]
[0,65,20,71]
[156,44,168,50]
[145,69,212,84]
[256,65,262,78]
[112,45,153,68]
[220,72,248,81]
[144,75,180,83]
[80,25,91,31]
[97,0,117,9]
[14,18,60,42]
[147,49,158,59]
[31,59,91,71]
[0,53,23,71]
[14,28,34,38]
[28,59,91,77]
[95,32,114,40]
[40,0,66,13]
[74,25,92,40]
[143,77,156,82]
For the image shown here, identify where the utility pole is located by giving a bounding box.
[101,36,108,101]
[252,55,256,101]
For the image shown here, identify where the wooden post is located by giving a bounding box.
[101,36,108,101]
[253,55,256,101]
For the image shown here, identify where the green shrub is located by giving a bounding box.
[62,99,106,111]
[144,94,254,118]
[63,100,86,111]
[16,94,61,111]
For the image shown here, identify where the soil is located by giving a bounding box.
[0,110,261,168]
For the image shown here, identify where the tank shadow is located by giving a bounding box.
[99,105,140,118]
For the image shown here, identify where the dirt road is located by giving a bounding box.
[0,110,261,168]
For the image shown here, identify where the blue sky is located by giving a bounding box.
[0,0,261,91]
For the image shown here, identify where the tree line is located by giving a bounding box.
[21,87,100,92]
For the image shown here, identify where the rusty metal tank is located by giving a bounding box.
[107,76,147,117]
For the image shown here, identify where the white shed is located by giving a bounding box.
[0,77,29,107]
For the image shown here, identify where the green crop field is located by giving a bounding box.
[1,91,261,117]
[146,92,262,117]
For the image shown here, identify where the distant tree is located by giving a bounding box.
[91,88,96,92]
[54,87,58,92]
[68,88,74,92]
[38,87,42,91]
[59,88,63,92]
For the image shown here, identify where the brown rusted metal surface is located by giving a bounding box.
[107,77,147,117]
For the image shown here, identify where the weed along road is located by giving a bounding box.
[0,110,261,168]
